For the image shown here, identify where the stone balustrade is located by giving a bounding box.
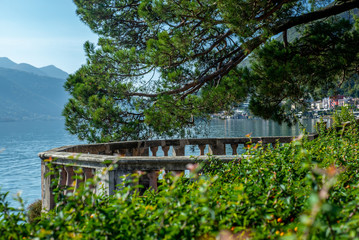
[39,134,318,211]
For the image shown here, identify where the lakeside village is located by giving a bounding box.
[212,95,359,119]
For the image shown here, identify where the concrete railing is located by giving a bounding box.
[39,134,318,210]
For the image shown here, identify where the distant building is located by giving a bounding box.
[308,96,354,112]
[330,95,347,108]
[322,98,330,110]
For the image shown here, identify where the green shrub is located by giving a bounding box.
[2,123,359,239]
[333,106,355,127]
[27,199,42,224]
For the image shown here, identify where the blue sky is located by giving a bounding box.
[0,0,98,73]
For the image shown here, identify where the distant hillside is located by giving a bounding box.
[0,57,68,79]
[0,60,69,121]
[40,65,69,79]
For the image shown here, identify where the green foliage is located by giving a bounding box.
[242,18,359,124]
[27,199,42,224]
[0,191,31,239]
[63,0,359,142]
[4,125,359,238]
[337,74,359,98]
[333,106,356,127]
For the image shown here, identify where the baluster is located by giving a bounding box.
[118,149,129,156]
[132,147,149,156]
[57,166,67,199]
[83,168,94,182]
[132,146,157,194]
[150,146,159,156]
[260,138,270,150]
[148,146,160,191]
[77,168,87,192]
[147,171,159,191]
[231,144,239,155]
[105,145,112,155]
[98,145,112,155]
[74,168,80,192]
[58,166,67,187]
[172,144,185,176]
[172,145,185,156]
[162,146,170,156]
[209,141,225,155]
[198,145,206,155]
[83,168,95,192]
[65,166,75,195]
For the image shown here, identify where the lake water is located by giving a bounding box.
[0,120,83,207]
[0,118,319,207]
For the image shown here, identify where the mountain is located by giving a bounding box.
[0,59,70,121]
[0,57,18,69]
[40,65,69,79]
[0,57,68,79]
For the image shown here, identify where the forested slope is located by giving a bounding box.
[0,63,68,121]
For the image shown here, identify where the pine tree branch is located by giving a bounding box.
[127,0,359,98]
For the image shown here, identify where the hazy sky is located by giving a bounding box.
[0,0,98,74]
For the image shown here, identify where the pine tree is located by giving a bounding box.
[64,0,359,142]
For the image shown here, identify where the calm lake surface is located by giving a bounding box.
[0,118,319,207]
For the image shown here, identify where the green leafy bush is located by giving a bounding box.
[333,106,355,127]
[27,199,42,224]
[2,124,359,239]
